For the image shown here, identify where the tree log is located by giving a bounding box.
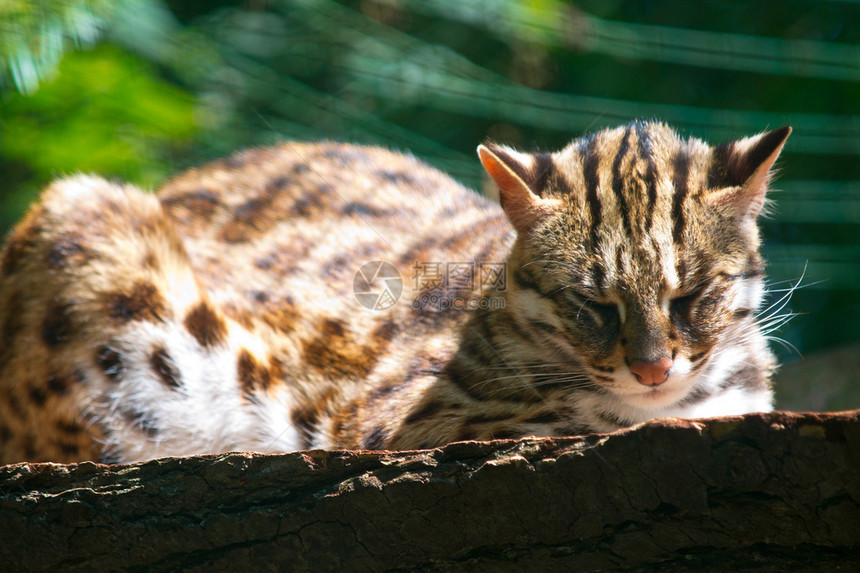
[1,411,859,572]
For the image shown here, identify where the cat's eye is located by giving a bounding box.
[583,299,620,323]
[669,290,702,318]
[588,301,617,314]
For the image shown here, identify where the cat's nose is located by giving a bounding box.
[629,357,673,386]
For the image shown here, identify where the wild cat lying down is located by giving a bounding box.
[0,121,791,464]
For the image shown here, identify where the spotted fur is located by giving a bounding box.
[0,122,790,463]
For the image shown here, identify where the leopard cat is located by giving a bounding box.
[0,120,791,464]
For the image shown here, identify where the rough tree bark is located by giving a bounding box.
[1,410,858,572]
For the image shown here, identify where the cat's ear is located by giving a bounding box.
[477,144,557,234]
[706,126,792,218]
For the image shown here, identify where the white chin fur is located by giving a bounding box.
[583,352,773,430]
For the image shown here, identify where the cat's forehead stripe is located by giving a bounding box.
[580,136,602,248]
[634,123,659,233]
[568,123,721,245]
[610,125,634,239]
[550,122,746,298]
[671,148,691,245]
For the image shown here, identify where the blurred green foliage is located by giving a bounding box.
[0,0,115,94]
[2,45,195,183]
[1,0,859,364]
[0,44,196,231]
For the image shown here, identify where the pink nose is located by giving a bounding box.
[629,357,673,386]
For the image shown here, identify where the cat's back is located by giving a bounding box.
[157,141,509,308]
[0,141,510,462]
[159,141,498,249]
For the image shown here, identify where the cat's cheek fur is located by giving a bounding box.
[510,288,562,331]
[735,278,765,313]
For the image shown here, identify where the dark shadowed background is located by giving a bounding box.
[1,0,858,408]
